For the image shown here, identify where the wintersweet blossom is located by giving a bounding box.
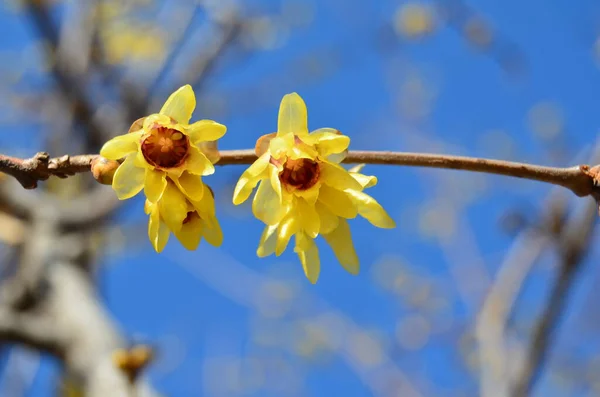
[233,93,395,283]
[100,85,226,204]
[144,181,222,253]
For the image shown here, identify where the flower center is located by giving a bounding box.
[279,158,320,190]
[141,126,189,169]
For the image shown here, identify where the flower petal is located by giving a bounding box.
[269,164,283,202]
[294,183,321,205]
[296,197,320,238]
[318,185,357,219]
[295,232,320,284]
[351,172,378,188]
[276,215,300,256]
[185,146,215,176]
[100,131,143,160]
[144,169,167,203]
[311,129,350,157]
[148,206,169,253]
[202,216,223,247]
[159,85,196,124]
[346,190,396,228]
[187,120,226,145]
[233,154,270,205]
[158,183,188,232]
[174,216,202,250]
[112,154,145,200]
[315,202,339,234]
[319,161,363,191]
[322,219,359,275]
[257,225,278,257]
[252,179,286,225]
[173,171,204,201]
[277,92,308,136]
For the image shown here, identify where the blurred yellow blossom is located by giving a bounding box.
[394,3,435,39]
[233,93,395,283]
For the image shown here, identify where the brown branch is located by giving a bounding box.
[0,153,96,189]
[2,149,599,199]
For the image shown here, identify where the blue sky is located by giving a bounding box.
[2,0,600,396]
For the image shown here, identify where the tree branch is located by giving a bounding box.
[510,198,597,397]
[1,149,600,200]
[0,153,95,189]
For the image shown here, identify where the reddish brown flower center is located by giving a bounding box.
[278,158,320,190]
[141,126,189,169]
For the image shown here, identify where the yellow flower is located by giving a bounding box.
[144,180,223,253]
[100,85,226,205]
[233,93,395,283]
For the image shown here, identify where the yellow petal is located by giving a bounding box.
[315,202,339,234]
[276,215,299,256]
[134,150,149,168]
[296,197,320,238]
[257,225,278,257]
[148,206,169,253]
[351,172,378,188]
[185,146,215,176]
[191,185,216,217]
[346,190,396,228]
[187,120,226,145]
[277,92,308,136]
[269,164,283,202]
[202,216,223,247]
[318,185,357,219]
[158,183,188,232]
[294,183,321,205]
[144,169,167,203]
[311,128,350,157]
[112,154,145,200]
[233,154,270,205]
[294,232,320,284]
[159,85,196,124]
[144,200,153,215]
[143,113,172,130]
[348,164,365,173]
[252,179,286,225]
[269,134,295,159]
[100,131,143,160]
[322,219,359,275]
[174,215,202,250]
[174,171,204,201]
[319,161,363,191]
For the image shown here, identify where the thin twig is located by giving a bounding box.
[1,149,598,198]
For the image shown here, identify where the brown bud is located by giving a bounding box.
[255,132,277,157]
[129,117,146,133]
[91,156,120,185]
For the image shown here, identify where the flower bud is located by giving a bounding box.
[91,156,120,185]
